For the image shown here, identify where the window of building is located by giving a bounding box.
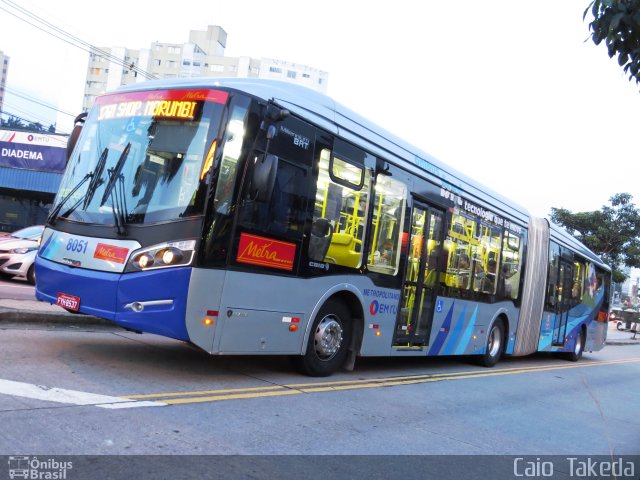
[182,60,191,66]
[269,67,282,74]
[210,64,224,72]
[287,71,297,79]
[168,46,180,54]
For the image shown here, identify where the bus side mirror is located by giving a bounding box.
[67,112,87,160]
[252,153,279,203]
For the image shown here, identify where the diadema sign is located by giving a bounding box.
[0,130,67,173]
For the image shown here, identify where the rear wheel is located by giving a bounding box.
[293,299,351,377]
[478,320,504,367]
[565,328,585,362]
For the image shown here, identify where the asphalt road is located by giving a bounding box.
[0,277,35,301]
[0,325,638,452]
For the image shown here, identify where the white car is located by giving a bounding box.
[0,225,44,285]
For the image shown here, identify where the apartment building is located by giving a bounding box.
[83,25,328,111]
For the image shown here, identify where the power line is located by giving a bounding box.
[0,0,157,80]
[4,86,76,118]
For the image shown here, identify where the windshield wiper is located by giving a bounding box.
[100,143,130,206]
[82,147,108,209]
[100,143,131,236]
[47,158,93,225]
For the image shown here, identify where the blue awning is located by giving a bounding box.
[0,167,62,194]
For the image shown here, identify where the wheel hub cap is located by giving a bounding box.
[314,316,343,360]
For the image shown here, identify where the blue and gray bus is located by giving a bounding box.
[35,78,611,376]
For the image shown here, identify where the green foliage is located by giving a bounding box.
[585,0,640,85]
[551,193,640,283]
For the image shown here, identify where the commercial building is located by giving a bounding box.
[0,129,67,232]
[0,50,9,115]
[83,25,328,111]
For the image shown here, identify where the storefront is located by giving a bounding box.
[0,129,67,232]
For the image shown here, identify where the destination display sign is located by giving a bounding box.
[96,89,229,121]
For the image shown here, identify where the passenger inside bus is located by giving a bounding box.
[374,239,395,266]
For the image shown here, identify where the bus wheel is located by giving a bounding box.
[565,329,585,362]
[479,320,504,367]
[294,299,351,377]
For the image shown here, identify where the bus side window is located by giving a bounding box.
[309,147,371,268]
[366,175,407,275]
[546,242,560,309]
[502,231,523,300]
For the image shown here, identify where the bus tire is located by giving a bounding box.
[478,319,504,368]
[294,299,351,377]
[565,328,585,362]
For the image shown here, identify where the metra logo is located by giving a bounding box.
[236,233,295,271]
[93,243,129,264]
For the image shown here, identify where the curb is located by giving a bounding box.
[0,308,114,327]
[605,339,640,346]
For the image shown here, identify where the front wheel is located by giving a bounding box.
[27,265,35,285]
[478,320,504,367]
[293,299,351,377]
[616,322,624,331]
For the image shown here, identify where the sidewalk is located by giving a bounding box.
[1,297,639,345]
[0,298,112,326]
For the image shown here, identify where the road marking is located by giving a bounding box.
[124,357,640,406]
[0,378,166,409]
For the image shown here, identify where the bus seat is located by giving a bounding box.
[308,218,333,261]
[326,232,361,268]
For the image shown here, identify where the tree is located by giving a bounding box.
[0,115,25,129]
[550,193,640,283]
[585,0,640,85]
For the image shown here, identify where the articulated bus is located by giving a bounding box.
[35,78,610,376]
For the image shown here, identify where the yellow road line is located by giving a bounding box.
[123,357,640,405]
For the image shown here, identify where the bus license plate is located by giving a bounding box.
[57,292,80,312]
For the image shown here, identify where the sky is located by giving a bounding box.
[1,0,639,218]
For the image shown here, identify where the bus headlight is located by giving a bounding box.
[127,240,196,272]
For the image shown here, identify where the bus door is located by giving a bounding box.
[553,259,574,345]
[394,203,444,347]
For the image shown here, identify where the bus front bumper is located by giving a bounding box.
[35,256,191,341]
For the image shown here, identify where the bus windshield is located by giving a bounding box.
[53,89,227,226]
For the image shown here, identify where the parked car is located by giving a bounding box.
[0,225,44,285]
[609,307,640,332]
